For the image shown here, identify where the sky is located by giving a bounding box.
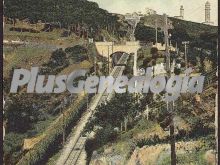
[89,0,218,25]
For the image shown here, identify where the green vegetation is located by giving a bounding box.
[65,45,88,63]
[137,47,165,68]
[3,133,26,164]
[158,151,208,165]
[3,24,98,164]
[3,2,218,165]
[84,75,216,164]
[135,14,218,75]
[3,46,51,77]
[15,94,90,165]
[169,17,217,37]
[135,15,218,64]
[135,24,163,43]
[4,0,128,40]
[84,93,141,162]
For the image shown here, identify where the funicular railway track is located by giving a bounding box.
[99,53,129,104]
[56,53,129,165]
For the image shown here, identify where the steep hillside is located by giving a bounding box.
[139,14,217,36]
[169,17,217,37]
[4,0,129,41]
[135,14,218,52]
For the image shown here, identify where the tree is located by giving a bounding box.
[150,47,159,60]
[51,48,67,66]
[170,27,190,48]
[4,0,124,39]
[65,45,88,62]
[5,95,39,133]
[135,24,155,42]
[135,24,163,43]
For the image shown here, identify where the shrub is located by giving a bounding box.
[51,49,67,66]
[16,95,88,165]
[65,45,87,54]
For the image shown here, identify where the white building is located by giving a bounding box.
[203,1,214,25]
[145,8,157,16]
[174,5,184,20]
[125,12,142,20]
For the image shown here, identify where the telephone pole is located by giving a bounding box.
[164,14,170,71]
[146,105,149,121]
[182,41,189,68]
[108,45,110,75]
[155,19,158,45]
[94,55,97,74]
[133,52,137,76]
[215,82,218,165]
[215,38,218,165]
[87,94,89,110]
[164,13,176,165]
[61,97,67,146]
[175,42,178,56]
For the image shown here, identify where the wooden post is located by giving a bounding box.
[164,14,176,165]
[108,45,110,75]
[146,105,149,120]
[62,109,65,146]
[215,68,218,165]
[124,117,128,132]
[155,19,158,45]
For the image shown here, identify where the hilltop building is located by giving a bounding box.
[174,5,184,20]
[145,8,157,16]
[203,1,214,25]
[125,12,143,20]
[124,8,156,19]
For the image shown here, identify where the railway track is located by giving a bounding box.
[99,53,129,104]
[64,137,87,165]
[56,53,129,165]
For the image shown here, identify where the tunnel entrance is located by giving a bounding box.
[110,51,129,67]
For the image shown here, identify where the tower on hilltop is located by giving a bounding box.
[180,5,184,19]
[205,1,211,22]
[174,5,184,20]
[203,1,214,25]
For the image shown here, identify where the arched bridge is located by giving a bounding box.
[95,41,141,75]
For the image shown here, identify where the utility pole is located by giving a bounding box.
[3,96,5,141]
[175,42,178,56]
[94,55,97,74]
[164,14,170,71]
[169,34,172,47]
[61,97,67,146]
[215,81,218,165]
[87,93,89,110]
[112,41,114,55]
[124,117,128,132]
[111,41,114,73]
[155,19,158,45]
[133,52,137,76]
[146,105,149,121]
[182,41,189,68]
[215,38,218,165]
[164,13,176,165]
[62,110,65,146]
[108,45,110,75]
